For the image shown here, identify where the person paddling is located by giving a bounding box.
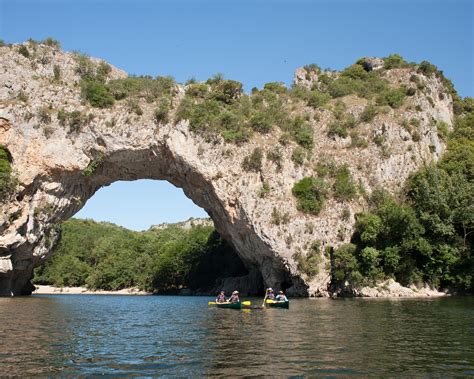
[266,288,275,300]
[216,291,226,303]
[262,287,275,307]
[275,290,288,302]
[228,290,240,303]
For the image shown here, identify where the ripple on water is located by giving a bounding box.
[0,296,473,376]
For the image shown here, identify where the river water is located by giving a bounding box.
[0,295,472,376]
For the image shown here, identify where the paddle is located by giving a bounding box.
[261,290,268,308]
[208,301,251,306]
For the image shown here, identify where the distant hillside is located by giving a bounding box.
[33,218,247,293]
[149,217,213,231]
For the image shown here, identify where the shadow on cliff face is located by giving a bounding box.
[184,230,254,294]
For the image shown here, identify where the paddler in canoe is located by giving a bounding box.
[264,290,290,308]
[227,290,240,303]
[275,290,288,302]
[209,290,250,309]
[215,290,226,303]
[266,288,275,300]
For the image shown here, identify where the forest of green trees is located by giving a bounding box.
[332,97,473,293]
[33,220,246,292]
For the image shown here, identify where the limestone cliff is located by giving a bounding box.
[0,42,453,296]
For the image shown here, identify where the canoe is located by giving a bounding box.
[265,300,290,309]
[216,301,242,309]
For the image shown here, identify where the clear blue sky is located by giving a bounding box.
[1,0,473,230]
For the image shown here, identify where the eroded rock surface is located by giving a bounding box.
[0,43,453,296]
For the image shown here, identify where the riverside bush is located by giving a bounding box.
[328,96,473,292]
[331,243,362,285]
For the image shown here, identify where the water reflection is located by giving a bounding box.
[0,296,74,375]
[0,296,472,376]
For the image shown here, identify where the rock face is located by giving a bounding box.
[0,43,454,296]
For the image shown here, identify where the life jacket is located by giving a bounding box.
[216,294,226,302]
[276,294,287,301]
[229,295,239,303]
[267,292,275,299]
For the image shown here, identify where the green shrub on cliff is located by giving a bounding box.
[317,62,390,100]
[376,88,406,108]
[80,80,114,108]
[333,165,357,201]
[360,103,379,122]
[383,54,409,69]
[0,146,16,201]
[154,101,170,124]
[107,75,176,102]
[242,148,263,172]
[18,45,30,58]
[292,177,327,215]
[41,37,61,48]
[74,53,96,80]
[293,241,323,278]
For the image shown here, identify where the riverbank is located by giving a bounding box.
[33,280,451,298]
[33,285,151,295]
[354,279,449,298]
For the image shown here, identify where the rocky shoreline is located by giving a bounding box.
[327,278,449,298]
[33,280,450,298]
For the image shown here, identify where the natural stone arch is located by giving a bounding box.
[0,119,309,296]
[0,44,453,296]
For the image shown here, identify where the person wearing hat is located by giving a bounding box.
[275,290,288,302]
[228,290,240,303]
[266,288,275,300]
[215,290,226,303]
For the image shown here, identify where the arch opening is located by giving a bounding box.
[32,179,264,295]
[1,121,308,297]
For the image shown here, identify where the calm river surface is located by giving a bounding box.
[0,295,472,376]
